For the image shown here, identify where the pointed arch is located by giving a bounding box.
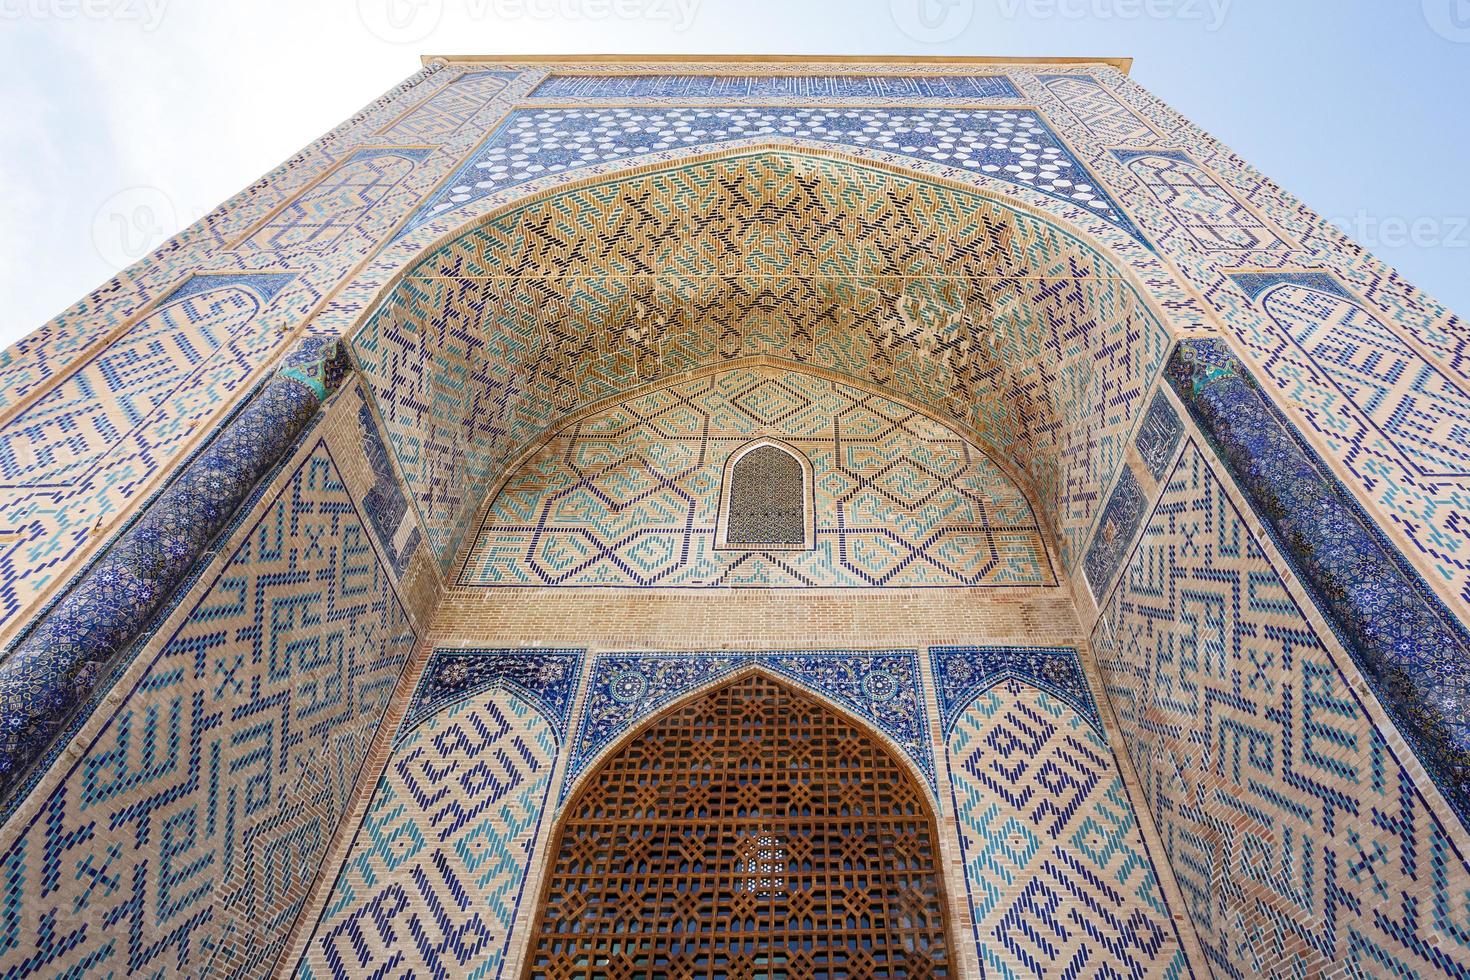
[523,669,955,979]
[716,437,814,550]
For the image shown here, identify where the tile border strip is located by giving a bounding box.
[1165,337,1470,827]
[0,336,354,811]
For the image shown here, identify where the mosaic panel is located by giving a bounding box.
[292,650,578,980]
[236,147,432,253]
[0,433,417,978]
[1134,387,1185,482]
[403,107,1141,237]
[356,150,1168,576]
[1234,271,1470,478]
[460,367,1052,588]
[0,274,292,488]
[528,72,1022,98]
[1037,74,1161,145]
[400,648,582,740]
[930,644,1100,734]
[1092,439,1470,977]
[1082,464,1147,601]
[357,393,422,577]
[1115,150,1292,252]
[566,649,935,796]
[946,674,1193,978]
[0,338,352,810]
[379,70,513,142]
[1167,338,1470,824]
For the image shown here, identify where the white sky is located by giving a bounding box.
[1,0,1467,351]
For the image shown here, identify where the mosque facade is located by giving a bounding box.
[0,55,1466,978]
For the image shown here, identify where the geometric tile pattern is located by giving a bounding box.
[528,72,1023,98]
[357,394,422,578]
[405,107,1140,237]
[946,677,1194,978]
[0,436,417,978]
[565,649,935,797]
[291,667,562,979]
[1166,338,1470,827]
[357,150,1169,575]
[1115,150,1291,252]
[380,70,513,142]
[1235,270,1470,478]
[1092,440,1470,977]
[0,337,353,812]
[460,367,1053,588]
[0,274,291,487]
[1082,465,1147,601]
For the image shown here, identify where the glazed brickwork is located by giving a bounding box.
[1092,433,1470,977]
[459,366,1052,589]
[0,381,426,977]
[354,149,1169,578]
[1,56,1468,980]
[937,647,1192,978]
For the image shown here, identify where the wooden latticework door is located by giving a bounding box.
[524,672,951,979]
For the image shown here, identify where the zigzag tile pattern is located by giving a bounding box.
[292,686,558,980]
[1092,440,1470,977]
[354,150,1168,574]
[0,436,417,978]
[460,366,1051,588]
[947,678,1192,978]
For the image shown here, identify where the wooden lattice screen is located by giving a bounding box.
[725,445,806,547]
[523,672,951,979]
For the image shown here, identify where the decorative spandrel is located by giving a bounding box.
[524,672,952,980]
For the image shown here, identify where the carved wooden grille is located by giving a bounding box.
[524,673,951,979]
[725,445,806,546]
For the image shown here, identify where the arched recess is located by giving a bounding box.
[523,670,954,979]
[716,438,814,550]
[459,363,1054,589]
[347,146,1178,580]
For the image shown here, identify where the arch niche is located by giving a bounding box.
[522,670,953,979]
[349,146,1177,581]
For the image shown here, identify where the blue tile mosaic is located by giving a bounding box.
[1082,465,1146,600]
[529,73,1023,99]
[1134,388,1184,482]
[401,106,1141,240]
[930,645,1101,736]
[400,647,584,742]
[565,650,935,797]
[1166,337,1470,827]
[0,336,353,811]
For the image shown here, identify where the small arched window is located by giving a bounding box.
[718,442,812,550]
